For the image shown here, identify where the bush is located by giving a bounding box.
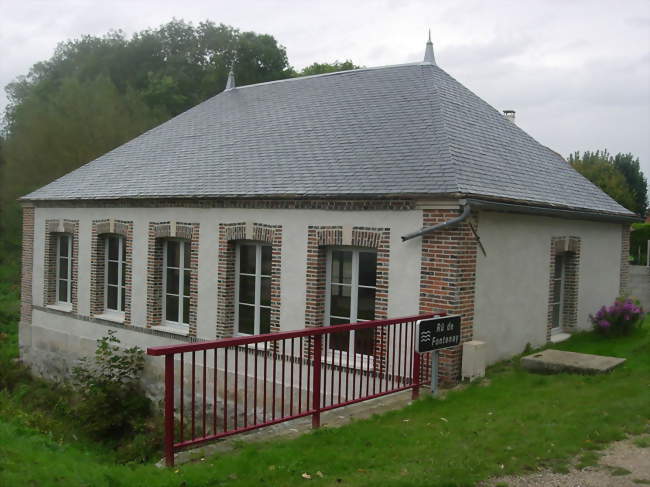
[590,297,645,336]
[72,331,151,441]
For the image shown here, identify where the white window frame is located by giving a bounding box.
[162,239,191,329]
[324,247,377,363]
[550,252,566,333]
[103,235,126,316]
[235,242,272,336]
[55,234,72,306]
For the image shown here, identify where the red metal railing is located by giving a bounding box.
[147,313,441,466]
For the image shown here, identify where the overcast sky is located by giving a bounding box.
[1,0,649,177]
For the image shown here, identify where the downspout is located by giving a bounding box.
[401,204,472,242]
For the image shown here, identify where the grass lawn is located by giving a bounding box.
[1,270,648,486]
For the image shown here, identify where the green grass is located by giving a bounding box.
[1,265,649,485]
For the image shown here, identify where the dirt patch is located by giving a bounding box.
[482,435,650,487]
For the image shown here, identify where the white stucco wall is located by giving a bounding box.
[30,205,424,343]
[473,211,623,364]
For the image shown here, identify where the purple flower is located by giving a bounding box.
[599,320,611,328]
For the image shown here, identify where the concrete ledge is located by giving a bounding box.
[521,349,626,375]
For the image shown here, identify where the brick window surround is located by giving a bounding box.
[20,206,35,328]
[547,236,581,339]
[217,222,282,338]
[147,221,200,336]
[304,225,390,364]
[90,220,134,324]
[43,219,79,313]
[418,209,478,386]
[620,225,630,296]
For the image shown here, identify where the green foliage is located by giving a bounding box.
[631,222,650,266]
[0,19,296,259]
[614,153,648,217]
[569,150,637,212]
[71,331,150,441]
[298,60,361,76]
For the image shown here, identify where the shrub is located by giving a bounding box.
[590,297,645,336]
[71,330,151,441]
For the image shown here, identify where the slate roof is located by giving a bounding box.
[23,58,634,217]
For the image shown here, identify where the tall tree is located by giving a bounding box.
[568,150,638,212]
[613,153,648,217]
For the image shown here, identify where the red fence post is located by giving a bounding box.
[164,354,175,467]
[411,351,421,400]
[312,335,322,429]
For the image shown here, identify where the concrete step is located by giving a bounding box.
[521,349,626,375]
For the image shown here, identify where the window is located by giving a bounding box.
[56,234,72,305]
[325,248,377,356]
[550,253,566,331]
[235,243,272,335]
[104,235,126,313]
[163,239,191,328]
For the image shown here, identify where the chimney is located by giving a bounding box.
[225,68,236,91]
[503,110,516,123]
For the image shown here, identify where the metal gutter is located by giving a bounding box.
[465,198,640,224]
[401,204,471,241]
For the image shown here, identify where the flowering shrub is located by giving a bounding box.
[590,297,644,336]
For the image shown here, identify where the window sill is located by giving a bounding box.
[153,325,190,337]
[94,312,125,324]
[46,303,72,313]
[324,352,374,371]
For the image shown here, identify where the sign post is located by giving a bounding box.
[416,315,462,396]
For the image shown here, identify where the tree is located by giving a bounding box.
[613,153,648,217]
[298,60,361,77]
[568,150,646,215]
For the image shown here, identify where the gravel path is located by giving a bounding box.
[482,435,650,487]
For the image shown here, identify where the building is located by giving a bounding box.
[19,38,637,389]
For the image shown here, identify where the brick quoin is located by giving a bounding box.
[418,209,478,386]
[20,205,35,328]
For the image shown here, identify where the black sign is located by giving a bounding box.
[416,315,461,353]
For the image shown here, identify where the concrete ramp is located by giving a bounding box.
[521,349,625,375]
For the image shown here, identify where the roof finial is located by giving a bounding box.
[422,31,436,65]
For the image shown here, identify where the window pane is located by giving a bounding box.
[552,303,561,328]
[166,241,179,268]
[239,244,256,274]
[58,257,68,279]
[183,241,191,269]
[354,328,375,356]
[166,268,179,294]
[238,275,256,304]
[58,279,68,302]
[330,284,351,318]
[121,287,126,312]
[260,307,271,334]
[261,245,272,276]
[183,270,191,297]
[329,317,350,352]
[358,252,377,287]
[554,254,564,278]
[121,263,126,286]
[121,238,127,263]
[182,297,190,325]
[238,304,255,334]
[107,236,119,260]
[107,261,119,285]
[107,285,118,310]
[260,276,271,306]
[59,236,69,257]
[331,250,352,284]
[357,287,376,321]
[165,295,179,322]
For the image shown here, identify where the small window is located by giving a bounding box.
[235,242,272,335]
[56,234,72,305]
[163,239,191,328]
[325,248,377,356]
[550,253,566,331]
[104,235,126,313]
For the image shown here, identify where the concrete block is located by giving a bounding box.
[521,349,625,375]
[462,340,486,381]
